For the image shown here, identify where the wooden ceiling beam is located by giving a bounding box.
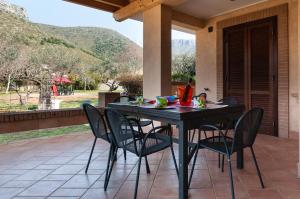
[64,0,119,12]
[94,0,129,8]
[113,0,163,22]
[172,10,205,30]
[113,0,204,30]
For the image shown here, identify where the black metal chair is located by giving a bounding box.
[105,108,178,199]
[218,96,239,105]
[192,92,207,101]
[82,103,126,174]
[189,108,265,199]
[217,96,239,171]
[113,95,136,103]
[188,96,239,163]
[113,95,154,128]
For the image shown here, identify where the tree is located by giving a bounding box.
[172,54,196,82]
[28,45,81,109]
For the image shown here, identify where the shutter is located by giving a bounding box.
[224,17,278,136]
[224,26,246,105]
[248,21,277,135]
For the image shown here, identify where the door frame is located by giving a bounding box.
[223,16,278,136]
[216,4,289,138]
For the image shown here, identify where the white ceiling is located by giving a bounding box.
[172,0,267,19]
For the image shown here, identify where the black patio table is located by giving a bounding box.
[108,102,245,199]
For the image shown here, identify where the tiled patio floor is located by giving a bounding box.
[0,130,299,199]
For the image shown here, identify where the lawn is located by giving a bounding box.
[0,125,90,144]
[59,98,98,109]
[0,90,100,111]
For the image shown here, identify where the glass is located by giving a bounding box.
[178,86,193,106]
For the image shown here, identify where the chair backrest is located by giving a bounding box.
[83,103,109,140]
[113,96,135,103]
[231,108,264,153]
[193,93,207,100]
[218,96,239,105]
[105,108,137,150]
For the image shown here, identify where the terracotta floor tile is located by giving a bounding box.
[1,180,36,188]
[14,170,51,181]
[81,188,118,199]
[50,188,87,197]
[0,175,18,186]
[115,181,153,199]
[13,197,46,199]
[18,181,65,196]
[41,174,73,181]
[0,132,298,199]
[189,188,215,199]
[51,164,84,175]
[248,189,283,199]
[0,187,24,199]
[62,174,99,188]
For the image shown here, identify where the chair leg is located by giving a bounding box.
[227,156,235,199]
[134,156,143,199]
[104,144,113,190]
[218,153,221,168]
[191,129,196,143]
[85,137,97,174]
[151,121,155,130]
[123,149,127,160]
[113,147,118,161]
[188,144,199,188]
[104,146,117,191]
[170,145,179,177]
[145,156,151,174]
[250,147,265,188]
[222,155,225,172]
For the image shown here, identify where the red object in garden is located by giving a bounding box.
[52,85,58,96]
[53,76,72,84]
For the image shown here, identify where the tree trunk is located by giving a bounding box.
[15,88,25,106]
[6,74,11,93]
[25,82,31,104]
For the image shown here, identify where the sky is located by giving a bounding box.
[8,0,195,46]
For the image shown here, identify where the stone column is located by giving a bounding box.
[143,4,172,99]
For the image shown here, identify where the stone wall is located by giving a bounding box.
[0,108,103,134]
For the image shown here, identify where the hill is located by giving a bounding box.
[0,4,143,91]
[0,1,195,91]
[36,24,143,71]
[172,39,195,57]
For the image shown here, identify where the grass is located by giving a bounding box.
[0,90,101,111]
[73,90,99,94]
[60,99,98,109]
[0,125,90,144]
[0,101,37,112]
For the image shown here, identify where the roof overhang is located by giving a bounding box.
[64,0,268,31]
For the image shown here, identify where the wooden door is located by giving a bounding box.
[224,17,278,136]
[224,25,247,106]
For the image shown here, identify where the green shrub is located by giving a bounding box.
[41,37,75,48]
[27,104,38,110]
[172,73,195,83]
[117,74,143,95]
[172,54,195,82]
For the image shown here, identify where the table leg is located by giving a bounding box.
[237,149,244,169]
[178,122,188,199]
